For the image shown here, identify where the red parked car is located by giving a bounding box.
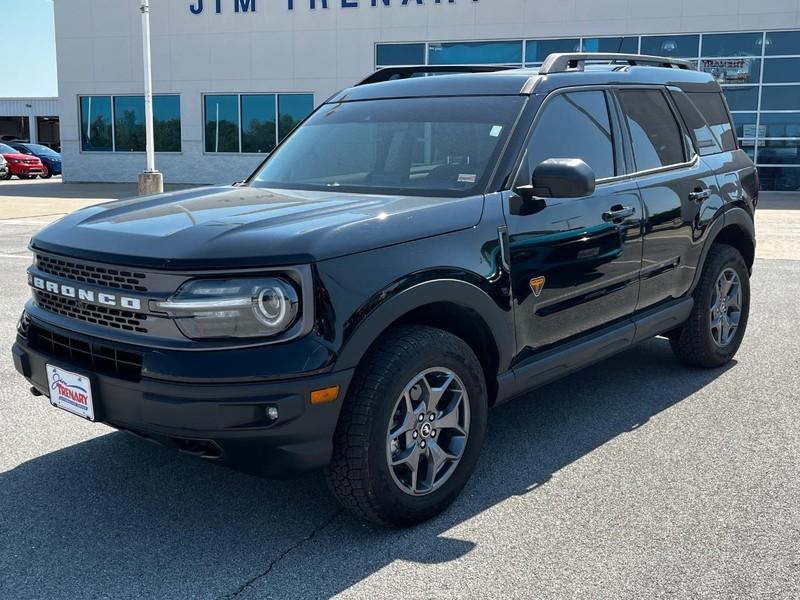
[0,143,44,179]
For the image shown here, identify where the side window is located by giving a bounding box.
[617,89,687,172]
[686,91,737,152]
[521,90,616,183]
[670,90,721,156]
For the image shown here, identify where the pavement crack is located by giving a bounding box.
[223,508,344,599]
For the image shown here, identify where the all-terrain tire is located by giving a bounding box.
[326,325,488,527]
[670,243,750,368]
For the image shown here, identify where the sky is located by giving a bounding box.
[0,0,57,97]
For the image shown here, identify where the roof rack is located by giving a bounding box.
[539,52,693,75]
[356,65,515,86]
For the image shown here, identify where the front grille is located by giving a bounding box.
[28,324,143,381]
[34,290,149,333]
[35,254,148,292]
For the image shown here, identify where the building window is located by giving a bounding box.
[80,96,113,152]
[700,59,760,85]
[640,34,699,58]
[526,38,580,65]
[376,43,426,66]
[701,32,763,57]
[764,31,800,56]
[80,94,180,153]
[204,93,314,154]
[429,41,523,65]
[582,37,638,53]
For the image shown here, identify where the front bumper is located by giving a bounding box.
[12,320,354,478]
[8,163,43,176]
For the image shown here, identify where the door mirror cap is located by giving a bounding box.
[523,158,597,199]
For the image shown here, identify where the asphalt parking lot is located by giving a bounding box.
[0,179,798,599]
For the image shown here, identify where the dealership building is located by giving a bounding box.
[53,0,800,190]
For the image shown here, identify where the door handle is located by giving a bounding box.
[689,189,711,202]
[602,205,635,222]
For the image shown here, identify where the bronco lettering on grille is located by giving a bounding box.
[29,274,143,310]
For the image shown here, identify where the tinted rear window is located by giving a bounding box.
[617,90,686,172]
[686,92,737,152]
[670,91,721,156]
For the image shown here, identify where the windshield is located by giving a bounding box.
[24,144,59,156]
[250,96,525,197]
[0,143,17,154]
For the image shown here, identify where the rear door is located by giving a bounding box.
[614,88,723,311]
[504,88,644,355]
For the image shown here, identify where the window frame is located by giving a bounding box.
[202,92,315,155]
[612,86,698,177]
[509,86,627,191]
[78,93,182,155]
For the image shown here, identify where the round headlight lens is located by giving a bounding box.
[254,282,295,327]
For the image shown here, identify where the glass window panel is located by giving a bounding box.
[700,58,760,85]
[757,166,800,191]
[687,91,737,151]
[762,85,800,111]
[757,139,800,165]
[730,112,758,138]
[80,96,113,152]
[153,95,181,152]
[525,38,580,64]
[617,89,686,170]
[241,94,276,154]
[640,35,699,58]
[763,58,800,84]
[204,95,239,153]
[721,86,758,111]
[522,91,615,181]
[376,43,426,66]
[701,32,762,57]
[581,37,638,53]
[114,96,145,152]
[278,94,314,141]
[670,91,721,155]
[764,30,800,56]
[760,113,800,137]
[429,41,523,65]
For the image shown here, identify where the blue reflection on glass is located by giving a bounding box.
[429,41,523,65]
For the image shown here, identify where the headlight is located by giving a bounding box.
[152,278,300,339]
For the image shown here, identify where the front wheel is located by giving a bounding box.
[326,325,488,527]
[670,244,751,368]
[3,170,13,180]
[40,165,52,179]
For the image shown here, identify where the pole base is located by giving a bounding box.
[138,171,164,196]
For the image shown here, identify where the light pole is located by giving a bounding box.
[138,0,163,195]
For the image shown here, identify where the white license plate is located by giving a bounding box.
[46,364,95,421]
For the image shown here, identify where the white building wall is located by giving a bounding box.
[54,0,800,184]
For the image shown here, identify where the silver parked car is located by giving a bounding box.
[0,154,8,180]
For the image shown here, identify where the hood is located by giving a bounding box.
[31,185,485,269]
[2,152,40,162]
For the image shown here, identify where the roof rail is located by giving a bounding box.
[356,65,515,86]
[539,52,693,75]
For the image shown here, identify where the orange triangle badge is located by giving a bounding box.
[530,276,546,297]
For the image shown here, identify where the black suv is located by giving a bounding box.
[13,53,757,527]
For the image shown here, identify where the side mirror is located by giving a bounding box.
[519,158,596,199]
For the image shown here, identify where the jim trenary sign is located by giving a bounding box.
[190,0,477,14]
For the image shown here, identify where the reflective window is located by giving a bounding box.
[153,95,182,152]
[429,41,522,65]
[721,86,759,111]
[526,38,580,64]
[701,32,763,57]
[204,95,239,153]
[640,35,699,58]
[763,58,800,83]
[113,95,181,153]
[764,31,800,56]
[760,113,800,137]
[739,143,756,162]
[730,112,758,138]
[523,91,615,180]
[758,166,800,190]
[617,89,686,171]
[700,58,760,85]
[671,91,720,155]
[278,94,314,142]
[241,94,276,154]
[761,85,800,111]
[758,140,800,165]
[687,92,737,152]
[80,96,113,152]
[582,37,638,53]
[376,43,426,66]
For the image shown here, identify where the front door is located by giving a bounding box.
[504,89,644,359]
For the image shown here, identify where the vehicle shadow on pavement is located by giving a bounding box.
[0,337,734,599]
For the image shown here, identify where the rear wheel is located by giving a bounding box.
[40,165,52,179]
[326,325,488,527]
[670,244,750,368]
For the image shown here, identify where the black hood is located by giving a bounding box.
[31,186,484,269]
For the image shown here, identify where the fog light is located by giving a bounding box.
[311,385,340,405]
[266,406,279,420]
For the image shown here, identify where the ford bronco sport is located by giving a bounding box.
[12,53,757,527]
